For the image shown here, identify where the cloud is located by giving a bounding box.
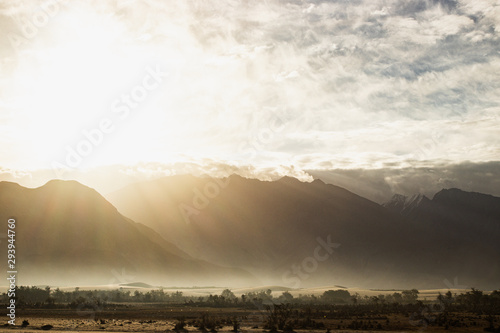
[308,161,500,203]
[0,0,498,174]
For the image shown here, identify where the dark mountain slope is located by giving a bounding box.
[383,188,500,289]
[0,180,256,287]
[107,175,500,289]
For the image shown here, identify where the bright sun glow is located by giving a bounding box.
[10,7,172,168]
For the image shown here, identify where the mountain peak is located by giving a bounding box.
[433,187,462,196]
[41,179,105,196]
[41,179,106,195]
[407,193,429,205]
[433,187,475,201]
[432,188,500,217]
[36,179,119,216]
[433,188,497,204]
[0,181,25,190]
[389,193,408,203]
[312,178,325,185]
[383,193,430,215]
[277,175,302,183]
[44,179,88,188]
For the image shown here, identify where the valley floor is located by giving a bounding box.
[0,306,498,333]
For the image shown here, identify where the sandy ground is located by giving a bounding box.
[0,322,434,333]
[0,315,492,333]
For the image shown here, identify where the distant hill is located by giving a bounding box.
[109,175,500,289]
[0,180,256,287]
[119,282,155,288]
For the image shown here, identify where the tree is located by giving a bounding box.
[392,292,403,303]
[322,289,351,303]
[221,289,236,301]
[53,288,65,303]
[265,304,293,331]
[351,292,360,304]
[402,289,419,303]
[279,291,294,303]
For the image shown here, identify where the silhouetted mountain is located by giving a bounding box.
[383,188,500,289]
[0,180,256,287]
[109,175,500,289]
[384,188,500,226]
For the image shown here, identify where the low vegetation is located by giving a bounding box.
[2,287,500,331]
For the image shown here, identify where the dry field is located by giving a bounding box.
[1,305,498,333]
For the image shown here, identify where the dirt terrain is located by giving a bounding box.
[1,305,498,333]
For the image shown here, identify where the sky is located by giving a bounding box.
[0,0,499,201]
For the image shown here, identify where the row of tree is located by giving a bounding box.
[1,286,499,313]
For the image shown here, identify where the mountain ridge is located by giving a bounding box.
[384,187,500,221]
[2,177,499,289]
[108,174,500,289]
[0,180,257,287]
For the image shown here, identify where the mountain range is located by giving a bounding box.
[108,175,500,289]
[0,180,256,287]
[1,175,499,289]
